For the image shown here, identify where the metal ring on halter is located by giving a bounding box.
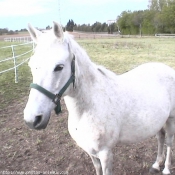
[52,94,61,105]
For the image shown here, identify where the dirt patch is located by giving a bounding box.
[0,97,175,175]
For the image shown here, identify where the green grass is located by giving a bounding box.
[0,37,175,111]
[0,42,33,110]
[78,37,175,73]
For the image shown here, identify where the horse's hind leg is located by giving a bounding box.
[162,117,175,175]
[163,146,171,175]
[150,128,165,173]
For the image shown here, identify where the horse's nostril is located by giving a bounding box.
[33,115,43,128]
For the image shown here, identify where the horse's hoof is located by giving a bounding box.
[149,167,160,174]
[162,168,171,175]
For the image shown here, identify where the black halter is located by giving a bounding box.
[30,55,75,114]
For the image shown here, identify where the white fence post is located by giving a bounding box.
[0,42,34,83]
[4,36,32,43]
[11,45,18,83]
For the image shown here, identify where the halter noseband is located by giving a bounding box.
[30,55,75,115]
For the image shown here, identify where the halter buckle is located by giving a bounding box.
[52,94,61,105]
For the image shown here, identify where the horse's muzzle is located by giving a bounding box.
[25,115,50,130]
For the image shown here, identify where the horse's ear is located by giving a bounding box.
[53,21,64,39]
[28,23,41,43]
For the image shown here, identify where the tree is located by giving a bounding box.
[149,0,159,11]
[66,19,75,32]
[91,22,103,32]
[148,0,166,11]
[108,23,115,34]
[46,25,51,30]
[118,11,133,34]
[142,10,155,34]
[65,1,175,35]
[0,28,9,35]
[161,1,175,33]
[101,23,108,32]
[132,11,144,36]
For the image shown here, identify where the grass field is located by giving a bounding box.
[79,37,175,73]
[0,37,175,111]
[0,42,33,110]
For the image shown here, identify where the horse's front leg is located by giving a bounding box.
[150,128,165,173]
[90,155,103,175]
[99,149,113,175]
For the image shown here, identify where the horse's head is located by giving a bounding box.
[24,22,74,130]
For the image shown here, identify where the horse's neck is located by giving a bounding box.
[64,51,97,117]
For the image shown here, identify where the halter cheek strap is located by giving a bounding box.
[30,55,75,115]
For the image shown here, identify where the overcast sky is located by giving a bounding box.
[0,0,148,30]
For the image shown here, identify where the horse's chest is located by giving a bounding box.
[67,114,110,154]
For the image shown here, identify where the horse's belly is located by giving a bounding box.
[117,69,174,143]
[118,109,169,144]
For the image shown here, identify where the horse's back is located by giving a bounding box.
[121,62,175,82]
[119,62,175,97]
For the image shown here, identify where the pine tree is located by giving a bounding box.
[66,19,75,32]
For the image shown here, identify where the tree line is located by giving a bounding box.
[0,28,27,35]
[66,0,175,35]
[1,0,175,35]
[0,28,16,35]
[117,0,175,35]
[66,19,118,34]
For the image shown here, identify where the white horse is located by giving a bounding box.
[24,22,175,175]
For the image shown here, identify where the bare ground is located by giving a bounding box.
[0,97,175,175]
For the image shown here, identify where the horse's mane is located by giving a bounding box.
[63,32,118,81]
[97,65,117,79]
[64,32,92,64]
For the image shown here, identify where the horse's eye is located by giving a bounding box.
[54,64,64,72]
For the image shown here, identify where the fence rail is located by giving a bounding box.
[0,41,34,83]
[155,33,175,37]
[4,36,32,42]
[72,31,120,39]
